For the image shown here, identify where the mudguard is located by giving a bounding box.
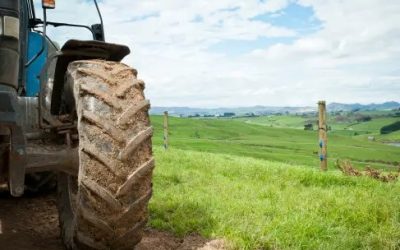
[50,40,130,115]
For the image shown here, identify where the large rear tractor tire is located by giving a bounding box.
[57,60,154,249]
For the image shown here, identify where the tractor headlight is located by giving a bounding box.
[0,16,19,40]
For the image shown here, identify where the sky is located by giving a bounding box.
[40,0,400,107]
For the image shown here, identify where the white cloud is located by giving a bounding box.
[43,0,400,107]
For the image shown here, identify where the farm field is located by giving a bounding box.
[375,130,400,143]
[148,114,400,249]
[237,112,400,142]
[237,113,400,136]
[149,147,400,249]
[150,115,400,170]
[237,115,306,129]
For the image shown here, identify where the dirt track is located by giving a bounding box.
[0,190,224,250]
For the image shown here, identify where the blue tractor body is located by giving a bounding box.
[26,31,48,96]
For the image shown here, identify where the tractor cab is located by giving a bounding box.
[23,0,106,97]
[21,0,129,115]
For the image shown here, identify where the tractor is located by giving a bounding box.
[0,0,154,249]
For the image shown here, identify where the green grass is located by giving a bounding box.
[149,114,400,248]
[236,113,400,141]
[375,131,400,142]
[151,116,400,169]
[237,115,306,129]
[348,118,400,134]
[150,147,400,249]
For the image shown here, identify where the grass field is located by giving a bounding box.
[238,115,306,129]
[148,114,400,249]
[345,118,399,134]
[237,113,400,138]
[239,112,400,142]
[150,116,400,170]
[375,130,400,142]
[150,147,400,249]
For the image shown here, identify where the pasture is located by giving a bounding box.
[150,115,400,170]
[148,113,400,249]
[150,147,400,249]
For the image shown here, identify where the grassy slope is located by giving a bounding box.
[238,114,399,130]
[150,147,400,250]
[349,118,400,133]
[151,116,400,169]
[237,114,400,140]
[375,130,400,142]
[238,115,306,129]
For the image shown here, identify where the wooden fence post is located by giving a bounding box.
[163,111,169,150]
[318,101,328,171]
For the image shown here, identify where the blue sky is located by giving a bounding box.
[209,3,322,56]
[44,0,400,107]
[253,3,321,32]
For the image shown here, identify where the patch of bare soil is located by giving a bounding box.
[336,160,400,182]
[0,191,62,250]
[0,189,225,250]
[137,229,226,250]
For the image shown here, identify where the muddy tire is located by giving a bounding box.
[57,60,154,249]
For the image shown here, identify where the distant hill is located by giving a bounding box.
[327,102,400,112]
[150,101,400,116]
[150,106,315,116]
